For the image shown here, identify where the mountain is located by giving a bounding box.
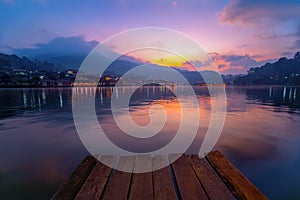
[13,36,100,70]
[234,52,300,85]
[0,53,224,86]
[36,54,86,69]
[0,53,60,71]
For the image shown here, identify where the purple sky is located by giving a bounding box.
[0,0,299,74]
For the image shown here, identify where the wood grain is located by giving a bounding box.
[153,155,177,200]
[50,156,97,200]
[74,155,116,200]
[170,154,208,200]
[103,156,135,200]
[206,151,268,200]
[189,155,235,200]
[129,155,153,200]
[51,152,268,200]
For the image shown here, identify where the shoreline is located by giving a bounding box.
[0,84,300,89]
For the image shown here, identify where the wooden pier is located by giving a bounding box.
[51,151,268,200]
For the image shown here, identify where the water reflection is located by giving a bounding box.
[0,86,300,199]
[0,88,72,118]
[235,86,300,114]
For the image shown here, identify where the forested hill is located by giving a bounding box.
[0,53,63,71]
[234,52,300,85]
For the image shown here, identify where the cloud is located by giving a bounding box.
[294,39,300,49]
[291,27,300,50]
[236,44,247,48]
[208,52,274,74]
[253,34,278,40]
[218,1,300,57]
[180,62,197,71]
[181,59,217,72]
[14,35,99,57]
[218,0,300,26]
[0,45,13,54]
[281,51,294,57]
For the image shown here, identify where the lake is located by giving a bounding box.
[0,86,300,199]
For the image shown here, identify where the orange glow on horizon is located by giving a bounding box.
[125,50,202,71]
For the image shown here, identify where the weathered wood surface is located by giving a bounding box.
[152,155,177,200]
[51,151,268,200]
[102,156,135,200]
[189,155,235,200]
[170,154,208,200]
[129,155,153,200]
[206,151,268,200]
[75,156,116,200]
[50,156,97,200]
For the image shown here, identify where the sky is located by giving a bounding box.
[0,0,299,74]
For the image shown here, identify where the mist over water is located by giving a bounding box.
[0,86,300,199]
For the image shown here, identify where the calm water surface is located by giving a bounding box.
[0,86,300,199]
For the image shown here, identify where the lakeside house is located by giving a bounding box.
[0,66,121,87]
[40,79,73,87]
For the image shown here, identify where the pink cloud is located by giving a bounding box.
[181,61,197,71]
[218,0,300,26]
[208,52,274,74]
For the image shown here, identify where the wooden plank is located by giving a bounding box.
[103,156,135,200]
[189,155,235,200]
[169,154,208,200]
[74,155,116,200]
[129,155,153,200]
[52,153,269,200]
[152,155,177,200]
[51,156,97,200]
[206,151,268,200]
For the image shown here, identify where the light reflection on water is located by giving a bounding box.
[0,86,300,199]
